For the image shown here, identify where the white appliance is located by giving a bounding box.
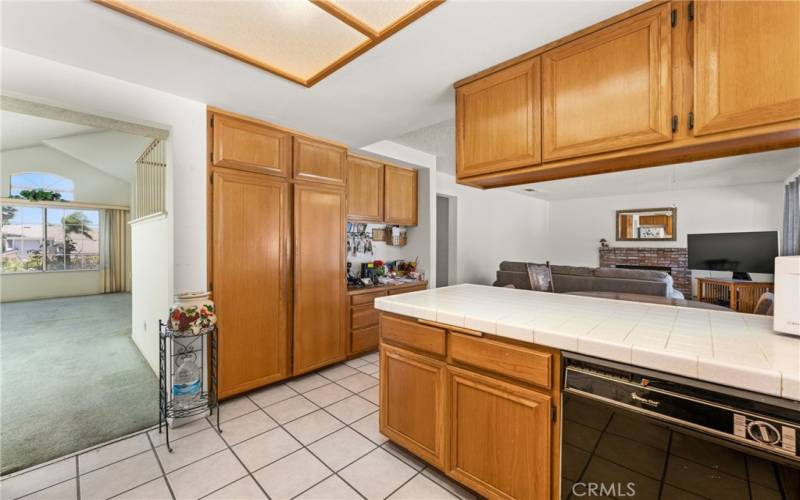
[774,256,800,336]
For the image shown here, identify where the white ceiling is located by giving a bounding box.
[0,0,635,149]
[1,110,100,150]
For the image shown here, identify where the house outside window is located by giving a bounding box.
[1,205,100,273]
[10,172,75,201]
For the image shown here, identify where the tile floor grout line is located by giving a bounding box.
[195,474,250,500]
[145,429,176,500]
[382,468,424,500]
[9,475,76,500]
[74,456,80,500]
[209,401,272,500]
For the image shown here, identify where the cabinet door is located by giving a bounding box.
[347,156,384,222]
[211,114,291,178]
[293,183,347,374]
[449,367,551,500]
[380,344,447,468]
[694,1,800,136]
[384,165,417,226]
[456,58,541,178]
[293,136,347,185]
[542,3,672,161]
[212,169,290,398]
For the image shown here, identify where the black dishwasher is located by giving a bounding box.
[560,353,800,500]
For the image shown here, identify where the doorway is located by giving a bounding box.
[436,194,457,287]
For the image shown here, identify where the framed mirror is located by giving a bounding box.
[616,207,676,241]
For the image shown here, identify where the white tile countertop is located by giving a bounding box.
[374,284,800,401]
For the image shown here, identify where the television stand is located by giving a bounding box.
[695,277,773,313]
[731,272,752,281]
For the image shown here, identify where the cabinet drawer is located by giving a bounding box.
[351,304,380,330]
[388,284,427,295]
[351,326,379,355]
[380,314,446,356]
[350,290,386,306]
[448,332,552,389]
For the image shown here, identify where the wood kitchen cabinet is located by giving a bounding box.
[541,2,672,161]
[448,367,551,499]
[293,182,347,374]
[347,155,384,222]
[384,165,418,226]
[211,113,291,178]
[380,343,448,468]
[456,58,541,177]
[693,0,800,136]
[293,136,347,185]
[211,169,290,398]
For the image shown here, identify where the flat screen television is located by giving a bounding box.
[687,231,779,280]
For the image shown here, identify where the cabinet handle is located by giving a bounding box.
[671,115,678,133]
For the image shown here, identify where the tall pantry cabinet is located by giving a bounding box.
[208,109,347,398]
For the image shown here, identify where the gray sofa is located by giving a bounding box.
[493,261,685,299]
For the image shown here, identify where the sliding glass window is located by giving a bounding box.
[1,204,100,273]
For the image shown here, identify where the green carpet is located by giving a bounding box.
[0,293,158,475]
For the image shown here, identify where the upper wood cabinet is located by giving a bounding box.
[347,156,384,222]
[693,0,800,136]
[212,169,290,398]
[293,136,347,185]
[384,165,418,226]
[293,183,347,375]
[380,343,448,469]
[542,3,672,161]
[448,366,551,500]
[211,113,291,178]
[456,58,541,177]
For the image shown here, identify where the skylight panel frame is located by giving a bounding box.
[93,0,444,87]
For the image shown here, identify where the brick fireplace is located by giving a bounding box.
[599,247,691,297]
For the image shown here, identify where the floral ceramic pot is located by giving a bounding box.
[169,292,216,335]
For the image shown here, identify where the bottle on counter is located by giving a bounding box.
[172,353,201,409]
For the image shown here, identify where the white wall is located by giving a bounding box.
[0,272,103,302]
[547,183,785,267]
[436,172,551,285]
[131,216,169,373]
[1,146,131,205]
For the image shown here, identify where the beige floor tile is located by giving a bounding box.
[358,385,379,405]
[308,428,377,471]
[155,428,227,473]
[337,373,378,393]
[283,410,344,445]
[383,442,426,471]
[113,477,172,500]
[252,449,331,500]
[79,452,161,499]
[233,427,302,472]
[363,352,379,363]
[304,383,352,407]
[204,476,267,500]
[295,475,361,500]
[264,395,318,424]
[149,417,210,447]
[287,374,329,393]
[357,363,380,375]
[219,411,277,445]
[248,384,297,408]
[319,363,359,381]
[327,395,377,424]
[18,478,76,500]
[167,450,247,500]
[78,434,151,474]
[345,358,369,368]
[0,459,75,499]
[219,397,259,422]
[389,474,458,499]
[350,412,388,445]
[420,468,477,500]
[339,448,416,499]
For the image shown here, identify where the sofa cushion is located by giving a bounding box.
[499,261,529,273]
[594,267,670,282]
[550,265,594,277]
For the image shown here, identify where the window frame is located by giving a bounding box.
[9,172,76,201]
[1,203,102,274]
